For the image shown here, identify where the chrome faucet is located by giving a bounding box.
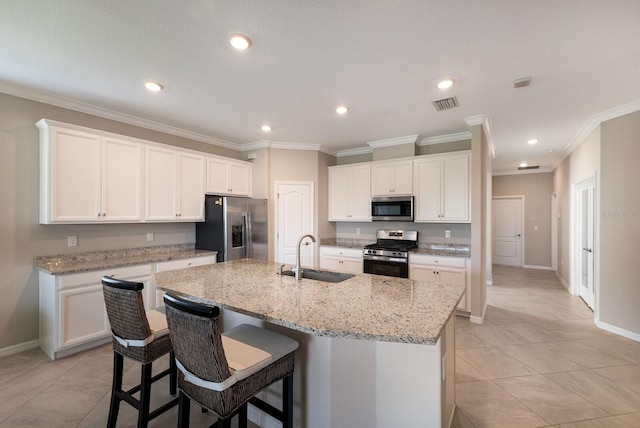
[293,234,316,281]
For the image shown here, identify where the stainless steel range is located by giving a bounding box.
[363,230,418,278]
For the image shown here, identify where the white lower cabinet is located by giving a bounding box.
[152,255,217,308]
[39,255,216,360]
[319,247,364,274]
[409,254,470,313]
[39,264,151,360]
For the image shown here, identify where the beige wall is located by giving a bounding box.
[599,111,640,336]
[336,152,373,165]
[469,124,490,321]
[554,126,601,285]
[335,140,471,166]
[266,149,336,264]
[0,92,245,350]
[493,173,554,268]
[417,140,471,156]
[372,143,416,161]
[317,152,337,242]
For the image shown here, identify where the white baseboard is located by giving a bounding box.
[0,339,39,358]
[469,300,487,324]
[556,273,574,294]
[595,318,640,342]
[523,264,553,270]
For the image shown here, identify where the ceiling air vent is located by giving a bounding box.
[432,96,459,112]
[518,165,540,170]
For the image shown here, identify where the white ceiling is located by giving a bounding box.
[2,1,640,173]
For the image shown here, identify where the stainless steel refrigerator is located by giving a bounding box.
[195,195,268,262]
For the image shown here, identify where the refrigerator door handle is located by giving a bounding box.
[242,212,252,259]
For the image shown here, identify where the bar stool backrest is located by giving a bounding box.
[163,294,232,385]
[102,277,152,342]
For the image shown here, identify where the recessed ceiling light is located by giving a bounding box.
[144,81,164,92]
[336,105,349,115]
[436,78,455,90]
[261,124,272,132]
[527,139,538,145]
[546,149,555,153]
[519,162,528,168]
[229,34,251,50]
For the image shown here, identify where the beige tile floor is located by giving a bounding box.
[2,265,640,427]
[452,265,640,428]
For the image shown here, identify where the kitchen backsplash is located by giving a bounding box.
[335,221,471,245]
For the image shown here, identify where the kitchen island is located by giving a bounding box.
[154,259,464,428]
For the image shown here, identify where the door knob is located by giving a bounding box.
[515,234,521,237]
[583,248,593,253]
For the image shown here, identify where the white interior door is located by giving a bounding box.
[276,182,314,266]
[576,178,595,309]
[492,197,523,266]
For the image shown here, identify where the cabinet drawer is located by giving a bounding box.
[57,264,152,289]
[320,247,363,259]
[409,254,466,269]
[155,255,217,273]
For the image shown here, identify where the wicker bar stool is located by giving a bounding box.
[163,293,299,428]
[102,276,179,428]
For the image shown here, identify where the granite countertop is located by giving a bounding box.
[412,245,470,258]
[154,259,464,345]
[34,244,217,275]
[320,238,470,258]
[319,238,374,249]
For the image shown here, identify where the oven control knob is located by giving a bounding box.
[372,250,377,255]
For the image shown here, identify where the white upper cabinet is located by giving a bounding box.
[414,152,470,222]
[101,136,145,221]
[38,120,143,224]
[328,164,371,221]
[371,160,413,196]
[206,157,252,196]
[145,146,205,222]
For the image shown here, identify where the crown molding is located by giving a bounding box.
[418,131,471,146]
[553,99,640,169]
[336,146,374,157]
[492,167,553,176]
[367,134,418,149]
[0,82,241,150]
[464,114,497,159]
[240,140,272,151]
[271,141,322,151]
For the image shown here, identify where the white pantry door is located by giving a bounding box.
[576,177,595,310]
[275,182,315,266]
[492,197,523,266]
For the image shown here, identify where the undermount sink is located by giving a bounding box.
[281,268,355,283]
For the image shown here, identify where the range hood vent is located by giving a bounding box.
[432,96,459,112]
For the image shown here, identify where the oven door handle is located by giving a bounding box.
[363,254,408,263]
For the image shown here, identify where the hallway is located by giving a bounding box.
[453,265,640,427]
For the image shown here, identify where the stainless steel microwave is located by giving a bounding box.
[371,196,414,221]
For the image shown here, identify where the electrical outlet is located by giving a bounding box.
[445,230,451,238]
[356,228,360,235]
[67,236,77,247]
[147,232,154,241]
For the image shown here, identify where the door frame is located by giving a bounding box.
[274,180,315,265]
[572,175,597,309]
[492,195,525,267]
